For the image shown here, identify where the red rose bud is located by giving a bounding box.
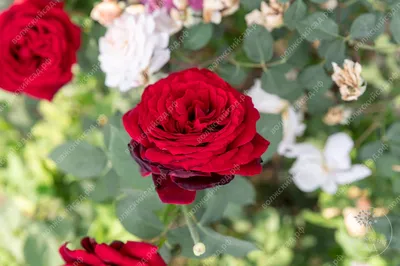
[123,68,270,205]
[0,0,80,100]
[59,237,167,266]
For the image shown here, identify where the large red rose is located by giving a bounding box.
[59,237,166,266]
[123,68,270,205]
[0,0,81,100]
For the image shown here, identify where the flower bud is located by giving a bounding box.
[193,242,206,256]
[90,0,123,27]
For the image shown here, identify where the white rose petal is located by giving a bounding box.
[289,133,371,194]
[99,11,171,92]
[248,79,306,158]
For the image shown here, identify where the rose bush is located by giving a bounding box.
[60,237,166,266]
[0,0,80,100]
[3,0,400,265]
[123,68,270,204]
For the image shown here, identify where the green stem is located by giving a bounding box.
[181,205,200,244]
[228,58,265,68]
[228,57,287,69]
[351,42,399,53]
[267,58,287,67]
[341,0,359,8]
[355,121,380,148]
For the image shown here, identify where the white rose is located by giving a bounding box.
[99,11,171,91]
[289,133,371,194]
[247,79,306,158]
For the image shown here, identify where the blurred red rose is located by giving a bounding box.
[123,68,269,205]
[0,0,80,100]
[59,237,166,266]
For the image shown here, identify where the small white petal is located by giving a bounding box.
[247,79,288,114]
[290,161,327,192]
[324,132,353,171]
[153,8,182,35]
[278,107,306,157]
[321,178,338,194]
[285,143,322,160]
[332,164,372,185]
[148,49,171,73]
[98,12,171,92]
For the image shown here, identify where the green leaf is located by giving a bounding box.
[240,0,263,11]
[216,63,248,87]
[284,0,307,30]
[350,13,383,40]
[91,170,120,202]
[335,227,372,260]
[286,33,311,68]
[310,0,329,3]
[115,190,164,239]
[225,176,256,205]
[167,225,258,259]
[243,25,274,63]
[390,14,400,44]
[158,245,172,264]
[24,235,47,266]
[49,141,108,178]
[23,234,61,266]
[198,176,255,224]
[197,189,228,225]
[359,141,387,161]
[257,113,283,162]
[374,215,399,251]
[298,65,333,92]
[375,154,399,178]
[261,66,303,101]
[392,177,400,194]
[317,39,346,68]
[107,125,152,190]
[307,88,334,113]
[387,122,400,157]
[103,112,124,148]
[183,23,213,51]
[296,12,339,41]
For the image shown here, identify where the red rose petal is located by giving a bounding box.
[95,243,142,265]
[59,243,103,265]
[80,237,97,253]
[152,174,196,204]
[121,242,166,266]
[0,0,80,100]
[236,158,263,176]
[172,173,234,190]
[122,68,271,203]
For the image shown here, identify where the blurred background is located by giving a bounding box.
[2,0,400,265]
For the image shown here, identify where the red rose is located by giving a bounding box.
[123,68,270,205]
[0,0,81,100]
[59,237,166,266]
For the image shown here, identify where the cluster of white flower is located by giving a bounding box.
[98,10,173,92]
[91,0,240,92]
[245,0,338,31]
[248,59,371,195]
